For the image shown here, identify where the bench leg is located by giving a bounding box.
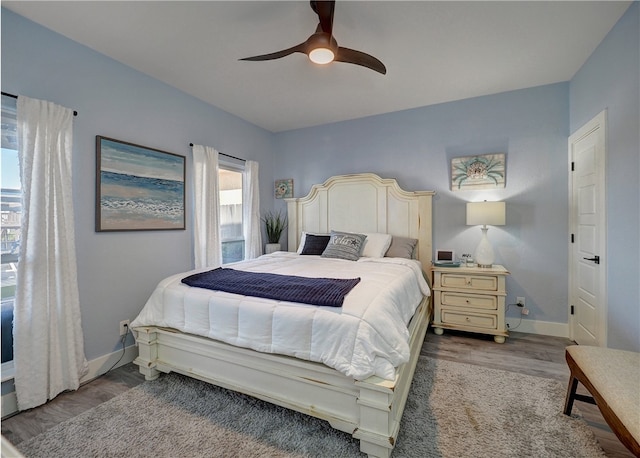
[563,376,579,415]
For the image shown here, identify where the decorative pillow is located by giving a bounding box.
[385,236,418,259]
[361,233,393,258]
[300,234,331,255]
[296,232,329,254]
[321,230,367,261]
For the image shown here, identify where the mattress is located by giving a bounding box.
[131,252,430,380]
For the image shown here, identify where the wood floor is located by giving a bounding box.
[2,329,634,457]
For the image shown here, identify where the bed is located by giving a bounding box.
[132,173,435,457]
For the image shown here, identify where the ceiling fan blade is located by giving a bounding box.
[335,47,387,75]
[240,43,306,62]
[310,1,335,35]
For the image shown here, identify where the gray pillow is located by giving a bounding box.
[385,236,418,259]
[321,230,367,261]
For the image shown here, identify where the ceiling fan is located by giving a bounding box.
[240,0,386,75]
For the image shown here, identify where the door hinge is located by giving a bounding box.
[570,305,575,315]
[571,161,575,171]
[571,233,574,243]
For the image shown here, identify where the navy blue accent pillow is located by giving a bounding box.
[300,234,331,255]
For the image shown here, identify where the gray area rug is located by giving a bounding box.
[17,357,605,457]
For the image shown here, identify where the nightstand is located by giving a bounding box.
[431,264,510,343]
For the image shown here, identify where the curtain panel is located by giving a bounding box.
[14,96,88,410]
[243,160,262,259]
[192,144,222,269]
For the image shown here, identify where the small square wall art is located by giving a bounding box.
[275,179,293,199]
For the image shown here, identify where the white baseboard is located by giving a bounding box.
[80,344,139,384]
[1,391,17,419]
[1,344,138,419]
[506,318,569,338]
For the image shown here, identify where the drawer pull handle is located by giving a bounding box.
[466,317,471,321]
[466,300,470,303]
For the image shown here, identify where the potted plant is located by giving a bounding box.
[262,211,287,254]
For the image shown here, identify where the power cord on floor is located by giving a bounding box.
[106,324,129,373]
[505,303,523,331]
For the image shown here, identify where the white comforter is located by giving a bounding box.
[131,252,430,380]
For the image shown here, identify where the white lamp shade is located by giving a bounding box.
[466,201,506,226]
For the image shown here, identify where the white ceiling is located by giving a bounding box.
[3,1,631,132]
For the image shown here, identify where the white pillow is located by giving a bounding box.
[361,232,393,258]
[296,232,308,254]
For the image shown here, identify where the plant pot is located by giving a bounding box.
[265,243,281,254]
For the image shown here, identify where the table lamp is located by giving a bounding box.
[466,201,506,267]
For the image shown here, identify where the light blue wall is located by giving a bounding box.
[274,84,571,327]
[273,2,639,350]
[570,2,639,352]
[1,9,275,361]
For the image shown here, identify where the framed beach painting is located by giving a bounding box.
[96,136,185,231]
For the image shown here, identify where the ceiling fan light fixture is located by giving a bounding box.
[306,32,337,65]
[240,1,386,74]
[309,47,335,64]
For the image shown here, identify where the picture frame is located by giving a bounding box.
[451,153,506,191]
[96,136,186,231]
[275,178,293,199]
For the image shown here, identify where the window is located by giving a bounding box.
[1,94,19,368]
[219,165,244,264]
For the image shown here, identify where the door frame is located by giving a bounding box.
[568,110,607,346]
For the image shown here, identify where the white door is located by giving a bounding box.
[568,110,607,346]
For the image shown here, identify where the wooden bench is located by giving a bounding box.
[563,345,640,456]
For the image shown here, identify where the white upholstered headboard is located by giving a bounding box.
[285,173,435,263]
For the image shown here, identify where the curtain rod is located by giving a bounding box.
[189,143,245,162]
[1,91,78,116]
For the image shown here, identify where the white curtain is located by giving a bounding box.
[192,144,222,269]
[243,160,262,259]
[14,96,88,410]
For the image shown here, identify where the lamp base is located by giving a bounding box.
[474,226,495,267]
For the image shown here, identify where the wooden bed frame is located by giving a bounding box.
[133,173,435,457]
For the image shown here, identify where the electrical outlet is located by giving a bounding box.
[119,320,130,336]
[516,296,526,307]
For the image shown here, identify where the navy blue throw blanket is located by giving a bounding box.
[182,268,361,307]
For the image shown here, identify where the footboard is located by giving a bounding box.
[133,296,430,458]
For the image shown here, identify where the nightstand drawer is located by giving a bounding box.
[440,310,498,330]
[439,273,499,291]
[439,291,497,310]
